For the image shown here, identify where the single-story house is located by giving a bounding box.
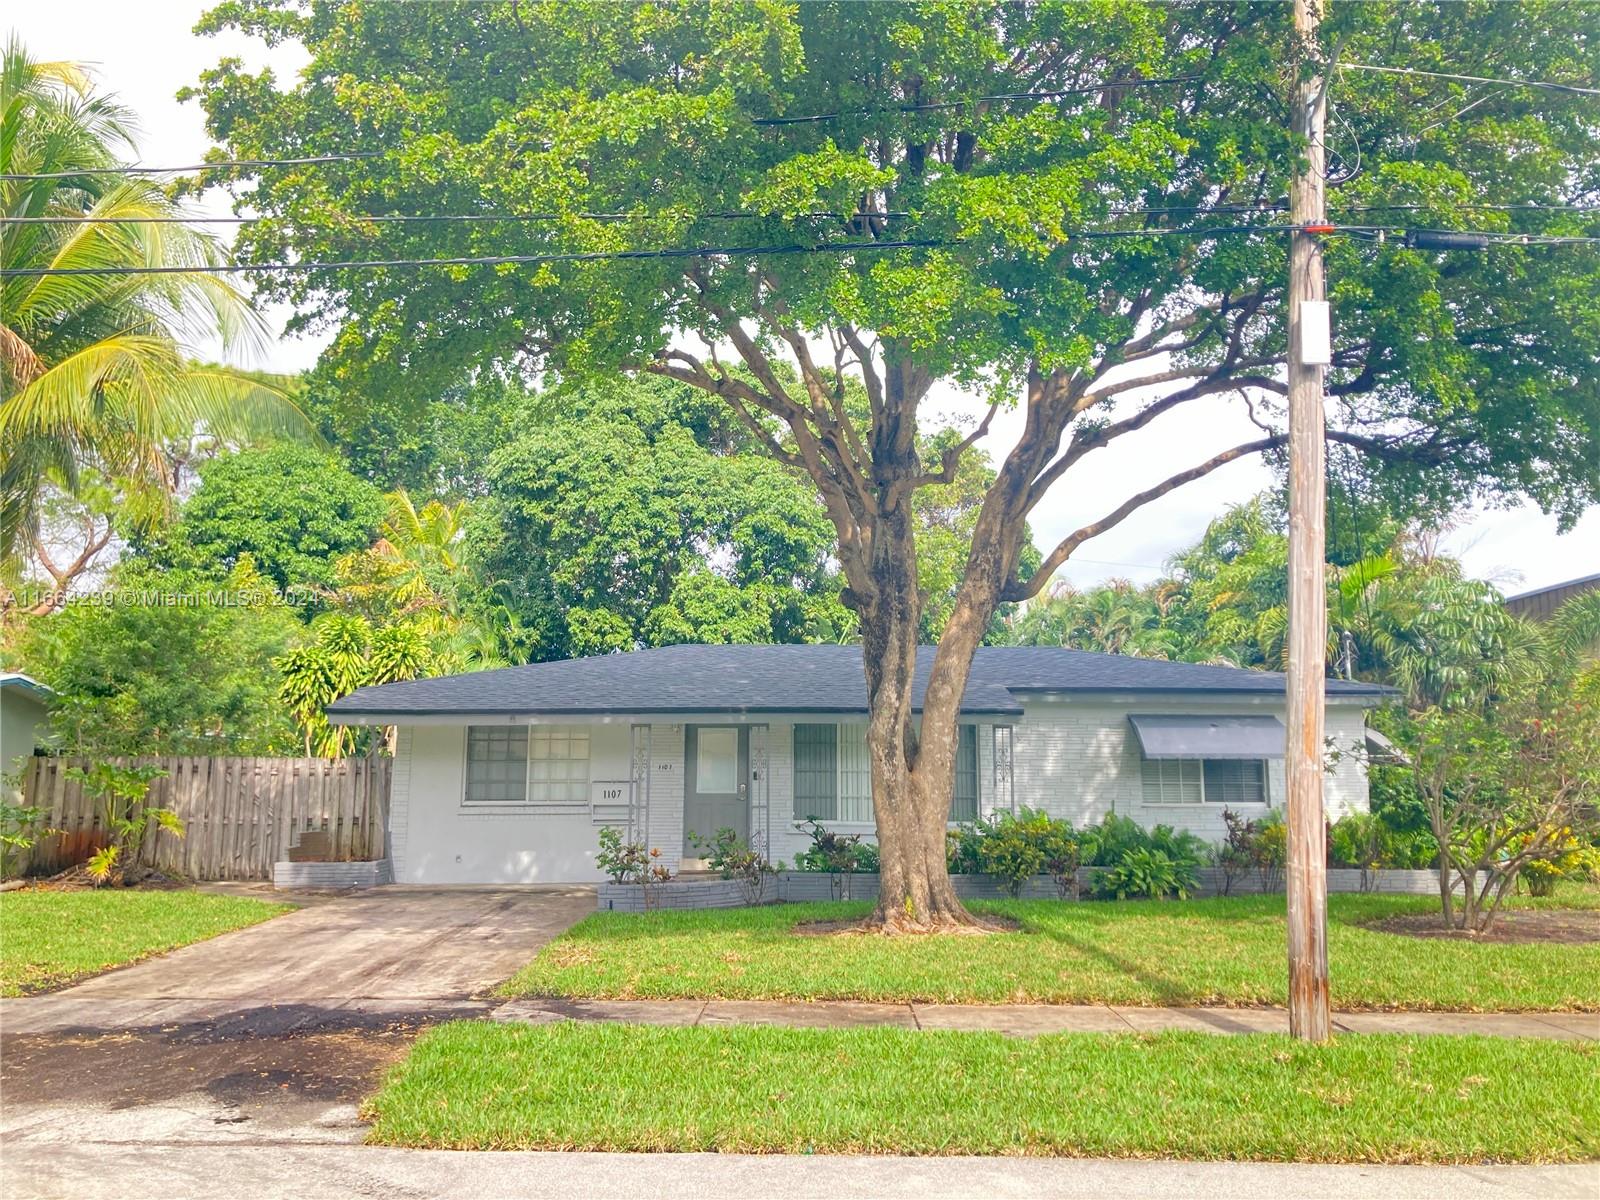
[327,644,1392,885]
[1,672,53,804]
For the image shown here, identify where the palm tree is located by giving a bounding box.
[0,38,304,580]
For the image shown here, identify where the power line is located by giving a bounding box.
[0,152,388,182]
[0,210,911,226]
[0,77,1199,184]
[1340,62,1600,97]
[0,76,1211,183]
[7,200,1593,229]
[0,238,950,277]
[6,223,1595,278]
[1,223,1327,278]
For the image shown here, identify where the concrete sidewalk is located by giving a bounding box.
[3,1144,1594,1200]
[493,996,1600,1040]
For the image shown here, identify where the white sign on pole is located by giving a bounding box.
[1299,300,1332,366]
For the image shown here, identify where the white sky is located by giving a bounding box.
[14,4,1597,597]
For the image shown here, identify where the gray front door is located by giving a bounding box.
[684,725,748,854]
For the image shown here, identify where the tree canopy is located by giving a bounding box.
[466,377,843,657]
[0,37,305,571]
[13,558,301,756]
[186,0,1600,928]
[138,444,387,595]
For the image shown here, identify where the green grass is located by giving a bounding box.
[505,892,1600,1011]
[365,1021,1600,1161]
[0,888,292,996]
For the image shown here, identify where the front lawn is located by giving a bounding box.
[504,892,1599,1011]
[0,888,292,996]
[365,1021,1599,1161]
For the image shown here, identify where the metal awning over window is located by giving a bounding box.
[1128,714,1286,760]
[1364,727,1409,766]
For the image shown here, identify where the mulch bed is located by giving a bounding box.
[1364,908,1600,945]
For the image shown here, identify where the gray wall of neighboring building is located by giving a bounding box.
[1,687,50,803]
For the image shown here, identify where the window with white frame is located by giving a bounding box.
[464,726,529,806]
[528,726,590,805]
[1141,757,1267,805]
[794,722,977,823]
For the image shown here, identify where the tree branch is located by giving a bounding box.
[1023,372,1286,513]
[1003,434,1285,601]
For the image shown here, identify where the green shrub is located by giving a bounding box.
[688,827,776,902]
[1327,811,1439,878]
[1096,846,1198,900]
[946,822,985,874]
[973,812,1049,896]
[1081,813,1148,867]
[854,839,880,873]
[1518,830,1600,897]
[792,819,866,873]
[596,826,648,884]
[1251,813,1288,892]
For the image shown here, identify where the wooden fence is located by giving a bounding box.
[21,755,390,881]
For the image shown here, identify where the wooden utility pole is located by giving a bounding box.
[1285,0,1333,1042]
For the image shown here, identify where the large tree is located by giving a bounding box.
[466,378,843,656]
[136,444,387,596]
[193,1,1600,929]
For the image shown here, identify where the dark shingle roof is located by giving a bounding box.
[327,644,1390,721]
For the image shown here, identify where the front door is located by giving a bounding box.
[684,725,748,855]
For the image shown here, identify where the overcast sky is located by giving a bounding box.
[14,4,1596,597]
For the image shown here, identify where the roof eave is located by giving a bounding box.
[327,702,1026,726]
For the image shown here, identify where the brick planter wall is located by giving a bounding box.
[593,867,1444,911]
[272,859,392,889]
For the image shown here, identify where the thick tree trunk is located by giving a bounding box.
[851,440,1011,933]
[854,502,987,932]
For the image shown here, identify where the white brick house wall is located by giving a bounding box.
[383,697,1375,883]
[1009,696,1369,841]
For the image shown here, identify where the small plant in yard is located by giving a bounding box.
[0,794,53,880]
[1251,814,1288,893]
[973,812,1047,896]
[1212,809,1257,896]
[1327,811,1439,891]
[596,826,649,884]
[1096,846,1198,900]
[63,762,181,885]
[970,809,1080,898]
[1081,814,1206,900]
[793,817,873,899]
[689,827,775,904]
[1210,809,1288,895]
[596,827,677,909]
[644,850,676,910]
[1517,829,1600,897]
[1040,824,1083,900]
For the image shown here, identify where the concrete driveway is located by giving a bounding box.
[1,885,594,1034]
[1,885,593,1169]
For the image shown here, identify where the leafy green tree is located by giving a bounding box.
[333,490,469,633]
[300,369,532,498]
[276,612,434,757]
[11,558,301,755]
[140,445,387,596]
[466,378,839,657]
[1394,595,1600,932]
[1007,578,1178,658]
[194,2,1600,928]
[0,38,304,573]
